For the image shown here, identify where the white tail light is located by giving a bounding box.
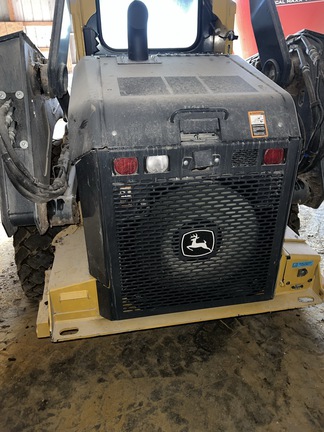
[146,155,169,173]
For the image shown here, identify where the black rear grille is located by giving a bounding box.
[112,174,284,316]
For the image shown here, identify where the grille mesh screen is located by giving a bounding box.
[112,174,284,316]
[232,149,259,167]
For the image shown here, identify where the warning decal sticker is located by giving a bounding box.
[248,111,268,138]
[292,261,314,268]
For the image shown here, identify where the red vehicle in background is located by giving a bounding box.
[235,0,324,58]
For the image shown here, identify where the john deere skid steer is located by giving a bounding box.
[0,0,323,341]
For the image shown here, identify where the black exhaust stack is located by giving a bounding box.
[127,0,148,61]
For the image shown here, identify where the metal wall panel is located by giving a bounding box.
[11,0,55,21]
[0,2,10,21]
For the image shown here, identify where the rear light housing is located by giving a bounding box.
[114,157,138,175]
[263,148,285,165]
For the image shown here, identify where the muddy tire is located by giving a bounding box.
[288,204,300,235]
[13,226,62,300]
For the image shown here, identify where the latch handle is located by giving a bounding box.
[169,107,229,123]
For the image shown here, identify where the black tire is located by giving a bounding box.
[288,204,300,235]
[13,226,63,300]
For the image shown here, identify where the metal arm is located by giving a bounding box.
[249,0,291,86]
[47,0,71,116]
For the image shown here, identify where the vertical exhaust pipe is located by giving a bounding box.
[127,0,149,61]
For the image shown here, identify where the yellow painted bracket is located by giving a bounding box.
[69,0,96,61]
[37,226,324,342]
[212,0,237,53]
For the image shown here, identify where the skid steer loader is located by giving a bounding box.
[0,0,323,341]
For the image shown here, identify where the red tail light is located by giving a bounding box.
[263,148,285,165]
[114,157,138,175]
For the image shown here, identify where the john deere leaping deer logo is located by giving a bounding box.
[181,230,215,258]
[187,233,212,252]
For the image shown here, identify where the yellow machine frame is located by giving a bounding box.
[37,226,324,342]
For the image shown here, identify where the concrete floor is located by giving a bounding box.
[0,207,324,432]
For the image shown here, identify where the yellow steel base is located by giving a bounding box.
[37,226,324,342]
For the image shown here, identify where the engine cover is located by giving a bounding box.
[70,54,301,320]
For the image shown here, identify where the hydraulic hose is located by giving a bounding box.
[295,46,324,174]
[0,100,68,203]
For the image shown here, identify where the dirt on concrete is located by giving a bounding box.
[0,207,324,432]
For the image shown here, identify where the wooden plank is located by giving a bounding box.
[12,0,23,21]
[0,23,7,36]
[7,0,15,21]
[0,21,52,27]
[0,21,23,36]
[23,21,52,26]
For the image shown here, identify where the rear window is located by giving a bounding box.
[98,0,199,50]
